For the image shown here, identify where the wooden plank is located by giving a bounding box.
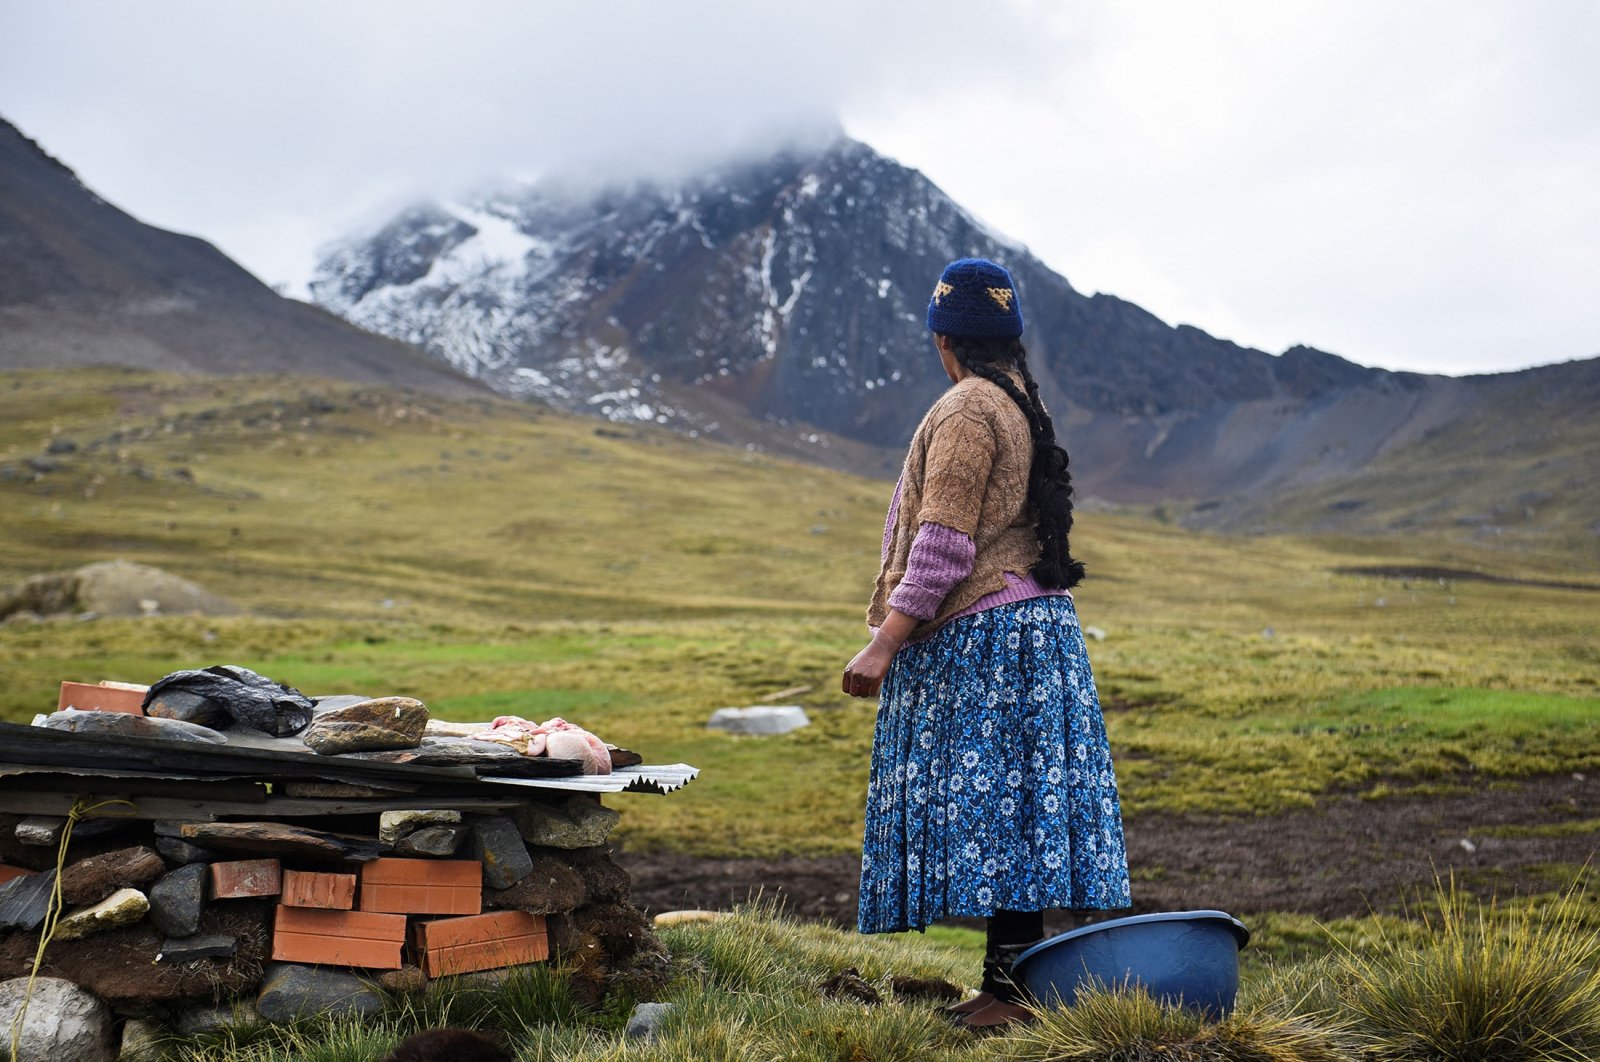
[0,790,520,821]
[0,773,267,803]
[0,721,479,786]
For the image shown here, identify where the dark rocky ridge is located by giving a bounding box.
[0,117,481,397]
[311,136,1595,516]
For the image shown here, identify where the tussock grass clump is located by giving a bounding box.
[1336,877,1600,1061]
[657,899,971,997]
[980,983,1352,1062]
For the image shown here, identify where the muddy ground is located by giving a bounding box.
[620,772,1600,930]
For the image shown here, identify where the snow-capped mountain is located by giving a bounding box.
[310,136,1597,525]
[314,138,1380,449]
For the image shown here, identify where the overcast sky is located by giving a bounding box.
[2,0,1595,375]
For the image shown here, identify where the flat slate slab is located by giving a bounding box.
[159,933,238,962]
[177,821,388,861]
[0,868,57,931]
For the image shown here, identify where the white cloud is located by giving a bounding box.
[2,0,1595,373]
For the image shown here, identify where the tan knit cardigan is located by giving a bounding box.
[867,372,1040,640]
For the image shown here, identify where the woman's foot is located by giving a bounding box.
[957,997,1036,1030]
[941,991,994,1018]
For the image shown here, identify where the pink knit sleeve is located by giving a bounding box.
[887,521,976,620]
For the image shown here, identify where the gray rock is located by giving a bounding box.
[255,963,384,1025]
[158,933,237,962]
[55,887,149,941]
[42,709,227,744]
[175,1001,259,1036]
[395,824,467,857]
[0,975,114,1062]
[0,869,58,931]
[302,697,428,755]
[117,1017,163,1060]
[706,705,810,735]
[155,837,217,864]
[471,816,534,889]
[378,809,462,844]
[625,1001,674,1042]
[25,456,63,474]
[512,796,620,849]
[148,864,207,937]
[46,438,79,454]
[1083,625,1107,641]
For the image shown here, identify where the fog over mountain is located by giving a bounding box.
[308,134,1600,537]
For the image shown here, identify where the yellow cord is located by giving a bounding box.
[7,797,136,1062]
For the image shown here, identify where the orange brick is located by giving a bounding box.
[359,858,480,915]
[211,858,282,898]
[57,681,146,714]
[272,905,406,969]
[0,864,34,886]
[281,869,356,910]
[360,858,480,886]
[415,911,547,977]
[360,882,481,915]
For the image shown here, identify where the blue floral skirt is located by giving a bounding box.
[858,596,1131,934]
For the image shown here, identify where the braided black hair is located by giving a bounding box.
[944,336,1085,589]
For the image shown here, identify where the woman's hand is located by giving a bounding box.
[842,609,918,699]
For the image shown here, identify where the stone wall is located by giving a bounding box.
[0,790,663,1059]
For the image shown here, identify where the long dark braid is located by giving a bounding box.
[947,336,1086,589]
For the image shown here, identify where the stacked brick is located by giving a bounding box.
[0,797,657,1023]
[266,857,549,975]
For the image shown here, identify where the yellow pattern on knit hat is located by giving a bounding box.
[933,281,954,305]
[986,287,1015,311]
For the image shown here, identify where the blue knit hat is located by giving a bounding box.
[925,258,1024,339]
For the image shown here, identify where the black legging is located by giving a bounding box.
[987,908,1044,950]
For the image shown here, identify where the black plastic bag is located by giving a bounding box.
[142,664,314,736]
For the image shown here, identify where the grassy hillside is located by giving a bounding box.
[2,367,1597,858]
[1187,358,1600,567]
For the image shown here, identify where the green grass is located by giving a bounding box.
[139,881,1600,1061]
[2,367,1597,856]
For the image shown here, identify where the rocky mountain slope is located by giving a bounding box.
[311,135,1595,528]
[0,117,479,397]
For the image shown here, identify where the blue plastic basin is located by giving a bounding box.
[1012,910,1250,1017]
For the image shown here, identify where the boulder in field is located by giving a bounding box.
[706,705,810,735]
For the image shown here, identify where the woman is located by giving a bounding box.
[843,258,1131,1029]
